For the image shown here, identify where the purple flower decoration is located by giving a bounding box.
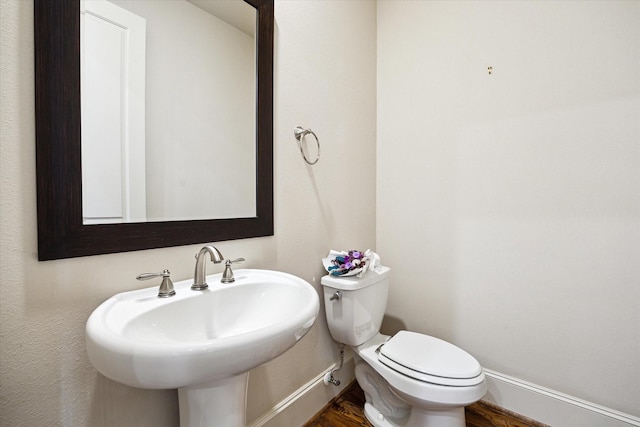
[330,250,367,276]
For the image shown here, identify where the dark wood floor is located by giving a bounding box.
[304,381,549,427]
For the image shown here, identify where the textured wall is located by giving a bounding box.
[377,0,640,416]
[0,0,376,425]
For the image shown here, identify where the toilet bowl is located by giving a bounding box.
[321,266,486,427]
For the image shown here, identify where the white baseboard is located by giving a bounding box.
[248,356,356,427]
[483,369,640,427]
[248,361,639,427]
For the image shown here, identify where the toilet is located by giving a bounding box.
[321,266,486,427]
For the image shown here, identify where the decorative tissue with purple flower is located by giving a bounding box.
[322,249,380,278]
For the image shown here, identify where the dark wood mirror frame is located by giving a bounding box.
[34,0,273,261]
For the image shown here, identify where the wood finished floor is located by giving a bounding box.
[303,381,549,427]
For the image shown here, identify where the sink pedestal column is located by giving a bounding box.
[178,373,249,427]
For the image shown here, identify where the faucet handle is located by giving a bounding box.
[221,258,245,284]
[136,269,176,298]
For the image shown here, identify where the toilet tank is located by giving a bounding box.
[321,266,390,346]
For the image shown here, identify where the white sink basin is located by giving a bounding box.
[86,269,319,390]
[86,268,319,426]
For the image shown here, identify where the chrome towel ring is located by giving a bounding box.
[294,126,320,165]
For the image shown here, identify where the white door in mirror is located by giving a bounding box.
[81,0,147,224]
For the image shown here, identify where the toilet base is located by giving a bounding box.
[363,401,465,427]
[355,344,470,427]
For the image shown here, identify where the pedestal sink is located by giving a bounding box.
[86,269,320,427]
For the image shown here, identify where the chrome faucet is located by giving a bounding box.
[191,245,224,290]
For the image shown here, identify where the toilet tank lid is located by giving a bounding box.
[321,266,390,290]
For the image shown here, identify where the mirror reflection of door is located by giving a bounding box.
[81,0,147,224]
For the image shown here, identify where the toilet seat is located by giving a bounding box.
[378,331,484,387]
[356,333,487,407]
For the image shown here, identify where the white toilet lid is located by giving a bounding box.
[378,331,484,387]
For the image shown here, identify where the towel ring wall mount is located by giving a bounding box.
[294,126,320,165]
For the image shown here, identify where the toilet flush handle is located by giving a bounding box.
[329,291,342,301]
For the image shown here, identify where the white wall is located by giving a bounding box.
[377,0,639,417]
[249,0,378,420]
[0,1,376,426]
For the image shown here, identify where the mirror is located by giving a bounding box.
[34,0,273,260]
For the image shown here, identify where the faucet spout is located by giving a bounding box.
[191,245,224,290]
